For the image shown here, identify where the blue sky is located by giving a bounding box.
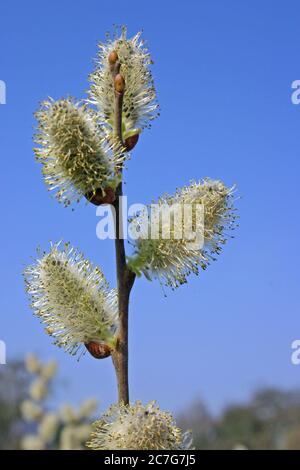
[1,0,300,416]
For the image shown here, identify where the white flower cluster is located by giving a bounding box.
[87,401,192,450]
[89,26,159,132]
[35,98,124,207]
[128,179,237,288]
[24,242,118,357]
[20,353,97,450]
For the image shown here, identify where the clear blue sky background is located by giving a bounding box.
[1,0,300,416]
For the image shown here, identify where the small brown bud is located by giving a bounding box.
[114,74,125,93]
[125,133,139,151]
[85,341,111,359]
[85,187,116,205]
[108,50,118,65]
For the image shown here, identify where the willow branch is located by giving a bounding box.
[109,54,136,405]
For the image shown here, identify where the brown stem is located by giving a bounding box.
[110,59,136,405]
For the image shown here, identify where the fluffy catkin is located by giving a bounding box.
[87,401,192,450]
[128,179,237,288]
[24,242,118,356]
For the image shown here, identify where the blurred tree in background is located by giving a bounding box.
[0,361,29,449]
[0,356,98,450]
[177,389,300,450]
[19,354,98,450]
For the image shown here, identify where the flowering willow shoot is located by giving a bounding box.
[25,26,237,450]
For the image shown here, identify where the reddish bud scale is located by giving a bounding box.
[85,341,111,359]
[125,133,139,151]
[85,187,116,205]
[114,74,125,93]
